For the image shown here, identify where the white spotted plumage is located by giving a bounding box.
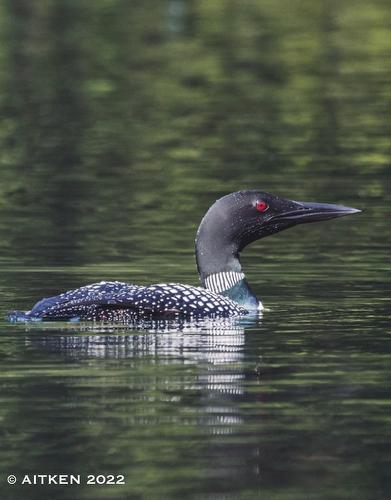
[15,280,247,322]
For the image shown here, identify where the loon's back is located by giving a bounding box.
[8,281,247,322]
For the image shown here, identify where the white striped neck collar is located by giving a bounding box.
[204,271,245,293]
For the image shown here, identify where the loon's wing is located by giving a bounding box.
[26,281,141,321]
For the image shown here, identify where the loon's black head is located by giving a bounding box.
[196,190,361,284]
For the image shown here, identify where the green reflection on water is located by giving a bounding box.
[0,0,390,499]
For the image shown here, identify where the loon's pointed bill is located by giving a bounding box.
[270,201,361,224]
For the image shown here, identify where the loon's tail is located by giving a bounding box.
[7,310,39,323]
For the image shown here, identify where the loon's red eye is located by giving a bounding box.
[255,200,269,213]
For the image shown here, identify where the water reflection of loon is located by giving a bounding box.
[26,318,250,362]
[9,190,360,322]
[24,318,258,433]
[25,317,259,395]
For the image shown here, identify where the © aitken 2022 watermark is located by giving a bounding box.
[6,474,126,486]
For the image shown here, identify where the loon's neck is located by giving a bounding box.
[195,196,261,311]
[197,253,262,311]
[203,271,260,311]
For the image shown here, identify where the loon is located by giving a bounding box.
[8,190,360,322]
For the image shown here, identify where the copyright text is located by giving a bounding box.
[6,474,125,486]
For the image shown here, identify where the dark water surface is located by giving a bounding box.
[0,1,390,499]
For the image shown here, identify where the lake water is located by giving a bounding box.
[0,1,390,499]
